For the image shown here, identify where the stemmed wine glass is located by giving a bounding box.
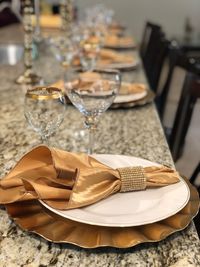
[49,36,78,68]
[24,86,66,145]
[77,25,104,71]
[64,68,121,154]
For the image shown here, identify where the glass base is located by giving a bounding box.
[16,69,43,85]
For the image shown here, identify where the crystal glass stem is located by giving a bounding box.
[85,115,98,155]
[40,135,49,146]
[88,127,95,155]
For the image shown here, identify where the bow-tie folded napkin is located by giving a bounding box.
[0,146,180,210]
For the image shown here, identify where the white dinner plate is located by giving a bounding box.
[40,155,190,227]
[114,83,147,103]
[102,60,139,70]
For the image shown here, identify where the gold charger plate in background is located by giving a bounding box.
[52,79,153,109]
[111,89,155,109]
[104,44,136,50]
[64,90,155,109]
[5,177,199,249]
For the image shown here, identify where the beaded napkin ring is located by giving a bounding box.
[117,166,147,192]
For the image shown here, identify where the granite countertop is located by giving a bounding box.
[0,25,200,267]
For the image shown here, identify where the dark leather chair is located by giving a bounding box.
[169,72,200,161]
[0,6,19,27]
[140,22,170,93]
[156,45,200,161]
[147,36,170,93]
[190,162,200,237]
[156,44,199,120]
[190,162,200,185]
[140,22,161,60]
[194,191,200,238]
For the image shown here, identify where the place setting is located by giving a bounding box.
[0,145,199,248]
[0,2,199,265]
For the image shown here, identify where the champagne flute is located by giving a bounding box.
[24,86,66,145]
[64,68,121,154]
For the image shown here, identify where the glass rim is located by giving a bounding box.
[26,86,64,100]
[71,67,121,74]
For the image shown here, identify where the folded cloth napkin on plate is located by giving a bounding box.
[99,49,134,64]
[0,146,180,210]
[71,49,135,67]
[105,35,135,47]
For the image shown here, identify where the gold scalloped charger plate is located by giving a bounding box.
[62,82,154,109]
[111,89,155,109]
[5,179,199,248]
[113,83,148,104]
[104,43,136,50]
[99,60,140,70]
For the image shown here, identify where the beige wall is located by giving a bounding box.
[76,0,200,42]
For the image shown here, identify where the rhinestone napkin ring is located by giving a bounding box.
[117,166,147,192]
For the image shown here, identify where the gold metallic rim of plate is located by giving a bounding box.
[26,86,64,100]
[5,176,199,249]
[111,89,155,109]
[65,88,155,109]
[104,43,136,49]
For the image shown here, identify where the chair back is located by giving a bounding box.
[169,71,200,160]
[157,44,199,119]
[140,22,170,92]
[190,162,200,237]
[147,37,170,92]
[140,22,161,60]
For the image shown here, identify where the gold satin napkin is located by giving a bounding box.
[0,146,180,210]
[105,35,135,47]
[98,49,134,65]
[71,49,135,67]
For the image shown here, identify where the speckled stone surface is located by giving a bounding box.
[0,25,200,267]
